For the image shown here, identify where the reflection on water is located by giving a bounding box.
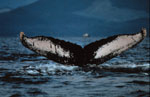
[0,37,149,97]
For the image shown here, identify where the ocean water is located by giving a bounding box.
[0,37,149,97]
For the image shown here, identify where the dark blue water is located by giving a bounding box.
[0,37,149,97]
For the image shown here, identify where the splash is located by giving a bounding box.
[98,63,150,73]
[21,62,149,76]
[21,62,79,75]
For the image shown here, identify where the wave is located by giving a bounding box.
[21,62,79,75]
[20,62,149,76]
[97,63,149,73]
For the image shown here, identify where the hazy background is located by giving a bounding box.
[0,0,149,37]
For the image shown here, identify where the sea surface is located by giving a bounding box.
[0,37,149,97]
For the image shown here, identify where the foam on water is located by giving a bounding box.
[21,62,79,75]
[20,62,149,76]
[99,63,150,72]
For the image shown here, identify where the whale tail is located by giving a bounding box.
[20,28,147,66]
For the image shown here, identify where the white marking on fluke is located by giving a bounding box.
[94,33,143,59]
[26,38,70,57]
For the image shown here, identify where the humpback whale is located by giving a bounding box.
[20,28,147,66]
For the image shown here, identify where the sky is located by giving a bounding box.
[0,0,38,13]
[0,0,149,37]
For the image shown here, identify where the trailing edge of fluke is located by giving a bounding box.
[20,28,147,66]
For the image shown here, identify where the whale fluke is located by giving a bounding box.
[20,32,84,66]
[84,28,146,65]
[20,28,146,66]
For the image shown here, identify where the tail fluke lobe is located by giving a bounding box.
[20,32,84,66]
[84,28,147,65]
